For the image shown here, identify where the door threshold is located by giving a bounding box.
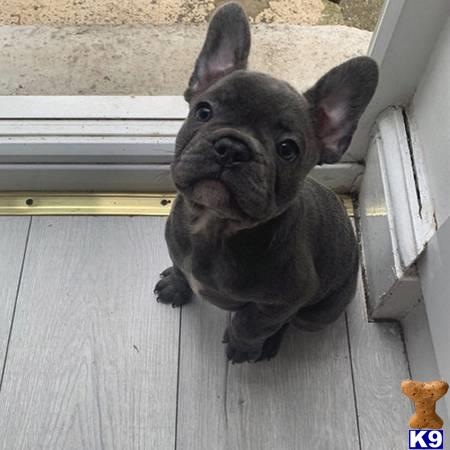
[0,192,175,216]
[0,192,353,216]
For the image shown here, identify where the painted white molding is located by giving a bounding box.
[359,107,435,319]
[0,162,363,193]
[347,0,450,162]
[0,114,364,192]
[418,217,450,418]
[0,164,175,192]
[376,108,435,268]
[0,119,183,163]
[0,96,188,119]
[0,0,448,168]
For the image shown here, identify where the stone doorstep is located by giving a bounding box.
[0,24,371,95]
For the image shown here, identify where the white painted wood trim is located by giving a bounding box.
[418,217,450,419]
[358,107,436,319]
[1,0,447,191]
[0,119,180,163]
[0,119,183,135]
[376,108,435,269]
[0,163,363,194]
[347,0,450,162]
[0,108,362,191]
[0,137,177,164]
[0,1,447,166]
[0,164,175,192]
[0,112,364,191]
[367,0,406,62]
[0,96,188,119]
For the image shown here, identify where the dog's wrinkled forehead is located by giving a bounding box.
[198,70,309,127]
[185,1,378,164]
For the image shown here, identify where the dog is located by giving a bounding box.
[154,2,378,363]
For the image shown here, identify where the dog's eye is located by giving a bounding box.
[195,102,213,122]
[277,140,299,162]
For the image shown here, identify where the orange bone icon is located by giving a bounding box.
[401,380,449,429]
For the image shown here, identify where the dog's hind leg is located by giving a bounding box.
[154,266,193,308]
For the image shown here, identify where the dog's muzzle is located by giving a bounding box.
[213,136,252,167]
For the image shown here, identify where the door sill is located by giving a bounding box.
[0,192,353,217]
[0,192,175,216]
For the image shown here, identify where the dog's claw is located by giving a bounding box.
[226,345,261,364]
[224,331,262,364]
[159,267,173,279]
[223,324,287,363]
[153,266,193,308]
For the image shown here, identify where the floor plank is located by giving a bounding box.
[0,217,179,450]
[177,298,359,450]
[346,272,412,450]
[0,215,414,450]
[0,217,30,373]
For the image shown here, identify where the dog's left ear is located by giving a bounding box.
[184,2,251,102]
[304,56,378,164]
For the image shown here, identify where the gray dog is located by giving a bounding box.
[154,2,378,363]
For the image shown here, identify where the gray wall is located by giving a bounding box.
[403,16,450,420]
[410,17,450,227]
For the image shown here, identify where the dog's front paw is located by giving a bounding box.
[154,267,193,308]
[256,324,289,362]
[222,328,262,364]
[226,344,262,364]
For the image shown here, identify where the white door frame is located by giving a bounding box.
[1,0,448,192]
[0,95,363,192]
[357,0,449,319]
[0,104,364,192]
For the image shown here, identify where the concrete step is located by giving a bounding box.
[0,24,371,95]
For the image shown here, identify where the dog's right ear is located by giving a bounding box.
[184,2,251,102]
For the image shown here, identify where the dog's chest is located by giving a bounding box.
[180,248,250,310]
[185,270,204,297]
[182,251,229,293]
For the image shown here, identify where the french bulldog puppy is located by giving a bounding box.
[154,2,378,363]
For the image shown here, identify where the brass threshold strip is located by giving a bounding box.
[0,193,176,216]
[0,192,354,217]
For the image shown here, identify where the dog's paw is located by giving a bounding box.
[222,328,262,364]
[154,267,193,308]
[225,343,262,364]
[256,324,289,362]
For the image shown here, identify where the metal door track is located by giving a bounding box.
[0,193,175,216]
[0,192,353,216]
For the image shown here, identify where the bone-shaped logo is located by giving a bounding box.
[401,380,449,429]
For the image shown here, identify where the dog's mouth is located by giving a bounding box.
[172,135,273,223]
[190,179,241,218]
[191,179,229,209]
[185,178,262,225]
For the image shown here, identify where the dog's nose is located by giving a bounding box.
[214,137,252,166]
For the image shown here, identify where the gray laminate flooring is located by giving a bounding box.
[0,217,412,450]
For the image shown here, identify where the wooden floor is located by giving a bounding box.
[0,216,412,450]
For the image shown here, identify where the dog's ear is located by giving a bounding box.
[184,2,251,102]
[304,57,378,164]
